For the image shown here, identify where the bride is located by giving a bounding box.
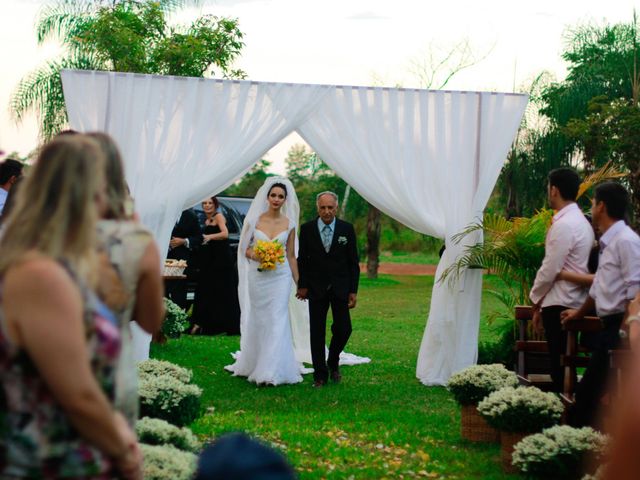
[225,177,304,385]
[225,176,370,386]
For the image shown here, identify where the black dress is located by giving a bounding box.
[191,224,241,335]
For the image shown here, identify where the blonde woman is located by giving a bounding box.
[0,135,142,479]
[89,131,165,424]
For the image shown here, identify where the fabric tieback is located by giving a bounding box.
[322,225,332,252]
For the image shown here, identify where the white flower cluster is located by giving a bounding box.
[447,363,519,405]
[139,375,202,410]
[162,297,190,338]
[477,386,563,433]
[136,416,201,453]
[138,359,193,384]
[141,443,197,480]
[513,425,608,477]
[138,360,202,426]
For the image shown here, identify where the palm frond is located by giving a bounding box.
[36,2,91,44]
[577,160,627,198]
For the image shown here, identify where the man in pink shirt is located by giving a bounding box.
[530,168,594,393]
[562,182,640,428]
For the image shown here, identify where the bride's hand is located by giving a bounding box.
[245,248,255,260]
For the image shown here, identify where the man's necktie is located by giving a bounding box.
[322,224,332,252]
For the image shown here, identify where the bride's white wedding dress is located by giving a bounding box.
[225,176,370,386]
[224,223,304,385]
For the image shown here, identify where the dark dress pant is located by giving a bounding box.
[309,288,352,382]
[571,312,623,428]
[542,305,569,393]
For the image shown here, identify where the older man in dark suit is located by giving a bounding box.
[297,191,360,387]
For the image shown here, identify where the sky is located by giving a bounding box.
[0,0,636,173]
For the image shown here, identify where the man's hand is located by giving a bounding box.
[169,237,185,249]
[348,293,357,309]
[296,288,308,301]
[560,308,580,325]
[532,309,544,335]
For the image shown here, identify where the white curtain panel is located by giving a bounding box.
[61,71,526,382]
[61,70,330,256]
[297,87,527,384]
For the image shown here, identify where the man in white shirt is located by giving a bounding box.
[562,182,640,427]
[0,159,23,215]
[530,168,594,393]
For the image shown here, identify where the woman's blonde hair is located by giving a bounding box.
[0,135,106,283]
[86,132,130,220]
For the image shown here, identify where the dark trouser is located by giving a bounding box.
[309,290,352,382]
[570,312,624,429]
[542,305,569,393]
[165,279,188,310]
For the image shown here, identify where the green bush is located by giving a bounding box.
[140,443,197,480]
[512,425,608,478]
[162,297,190,338]
[477,324,516,366]
[136,417,201,452]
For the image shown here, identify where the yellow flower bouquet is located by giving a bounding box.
[253,239,285,272]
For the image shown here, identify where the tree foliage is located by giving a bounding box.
[11,0,245,141]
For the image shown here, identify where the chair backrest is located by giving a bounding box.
[514,305,551,387]
[561,316,602,403]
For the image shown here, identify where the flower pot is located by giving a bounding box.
[461,404,500,443]
[500,430,528,473]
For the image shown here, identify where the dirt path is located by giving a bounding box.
[359,262,437,276]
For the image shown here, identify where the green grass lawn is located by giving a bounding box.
[379,251,442,265]
[151,275,515,479]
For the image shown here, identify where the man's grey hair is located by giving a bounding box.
[316,191,339,205]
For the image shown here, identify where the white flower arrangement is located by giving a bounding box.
[138,359,193,384]
[136,417,201,453]
[477,386,563,433]
[139,374,202,426]
[338,235,347,245]
[162,297,190,338]
[513,425,608,478]
[447,363,519,405]
[141,443,197,480]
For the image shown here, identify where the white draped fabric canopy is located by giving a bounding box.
[61,70,527,384]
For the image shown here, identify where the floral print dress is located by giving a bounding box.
[0,263,121,479]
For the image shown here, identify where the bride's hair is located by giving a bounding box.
[268,182,288,198]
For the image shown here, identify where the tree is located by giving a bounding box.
[222,160,272,197]
[11,0,245,141]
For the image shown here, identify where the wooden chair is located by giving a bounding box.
[514,305,553,390]
[560,316,602,406]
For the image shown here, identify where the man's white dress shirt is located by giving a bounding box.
[530,203,594,309]
[589,220,640,317]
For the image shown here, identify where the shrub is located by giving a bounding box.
[447,364,519,405]
[477,386,563,433]
[139,374,202,426]
[136,417,201,453]
[138,359,193,384]
[140,443,197,480]
[513,425,608,478]
[162,297,190,338]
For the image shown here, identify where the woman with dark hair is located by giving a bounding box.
[225,177,305,385]
[191,196,241,335]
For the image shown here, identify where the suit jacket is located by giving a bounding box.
[167,208,202,264]
[297,217,359,300]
